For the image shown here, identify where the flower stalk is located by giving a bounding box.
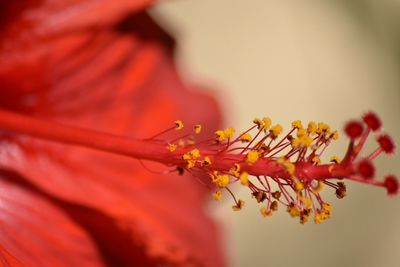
[0,109,397,224]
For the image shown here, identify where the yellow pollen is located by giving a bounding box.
[260,207,273,217]
[174,120,184,130]
[270,201,278,211]
[270,124,283,137]
[186,160,196,169]
[314,212,323,224]
[203,156,212,166]
[317,122,330,134]
[287,203,300,217]
[284,162,296,176]
[240,133,252,143]
[246,151,259,165]
[214,174,230,188]
[232,200,245,211]
[167,143,177,152]
[307,121,318,135]
[331,130,339,140]
[194,124,202,134]
[297,128,307,137]
[300,196,313,209]
[229,163,241,177]
[183,149,200,160]
[299,136,313,147]
[253,118,263,129]
[294,178,304,191]
[213,191,222,201]
[215,130,225,142]
[262,117,272,130]
[239,171,249,186]
[291,138,300,149]
[292,120,303,129]
[224,127,235,139]
[322,203,332,212]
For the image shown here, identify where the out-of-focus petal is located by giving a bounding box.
[0,5,225,267]
[0,170,105,267]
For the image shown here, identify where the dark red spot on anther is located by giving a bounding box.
[362,112,381,131]
[384,175,399,196]
[344,121,363,139]
[357,160,375,179]
[377,134,395,154]
[335,182,347,199]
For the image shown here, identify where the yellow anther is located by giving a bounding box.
[330,155,341,164]
[314,212,323,224]
[322,203,332,212]
[229,163,241,177]
[239,171,249,186]
[190,149,200,158]
[277,157,286,164]
[291,138,300,149]
[287,203,300,217]
[215,130,225,142]
[167,143,177,152]
[253,118,263,129]
[300,210,311,224]
[294,178,304,191]
[213,190,222,201]
[186,160,196,169]
[174,120,184,130]
[183,149,200,160]
[292,120,303,129]
[284,162,296,176]
[304,197,313,209]
[299,136,313,147]
[270,200,278,211]
[240,133,252,143]
[203,156,212,166]
[246,151,259,165]
[331,130,339,140]
[297,128,307,137]
[270,124,283,137]
[311,156,321,165]
[262,117,272,130]
[194,124,202,134]
[224,127,235,139]
[214,174,230,188]
[232,200,245,211]
[260,207,273,217]
[317,122,330,134]
[307,121,318,134]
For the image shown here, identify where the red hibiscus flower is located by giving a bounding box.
[1,1,399,267]
[0,1,225,266]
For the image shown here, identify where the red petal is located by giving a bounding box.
[0,4,225,267]
[0,171,106,267]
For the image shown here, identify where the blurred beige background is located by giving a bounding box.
[151,1,400,267]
